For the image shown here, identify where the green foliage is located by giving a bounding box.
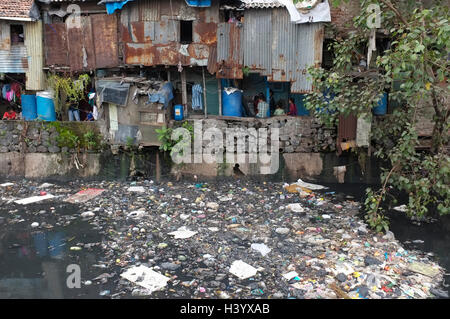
[47,122,102,152]
[364,188,390,233]
[125,136,135,149]
[47,73,91,115]
[82,131,99,150]
[156,121,194,157]
[304,1,450,231]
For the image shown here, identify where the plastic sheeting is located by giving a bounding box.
[278,0,331,24]
[185,0,211,7]
[100,0,135,15]
[96,80,130,106]
[147,82,174,109]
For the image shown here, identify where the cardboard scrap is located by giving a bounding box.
[120,265,169,293]
[15,194,56,205]
[65,188,105,203]
[229,260,258,280]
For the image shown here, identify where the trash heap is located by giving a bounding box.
[0,179,447,299]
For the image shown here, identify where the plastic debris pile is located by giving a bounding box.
[0,179,447,299]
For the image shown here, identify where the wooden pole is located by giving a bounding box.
[218,78,222,116]
[202,66,208,118]
[181,69,187,118]
[156,151,161,182]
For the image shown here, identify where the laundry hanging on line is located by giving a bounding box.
[192,83,203,110]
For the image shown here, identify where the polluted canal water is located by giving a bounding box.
[0,179,448,299]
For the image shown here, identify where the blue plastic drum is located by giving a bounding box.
[21,94,37,120]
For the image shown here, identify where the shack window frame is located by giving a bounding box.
[180,20,193,44]
[10,24,24,45]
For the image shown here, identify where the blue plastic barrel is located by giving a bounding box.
[373,93,388,115]
[222,89,243,117]
[36,92,56,121]
[21,94,37,120]
[174,104,183,121]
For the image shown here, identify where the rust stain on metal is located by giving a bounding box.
[337,114,357,155]
[207,45,218,74]
[194,22,217,45]
[91,14,119,69]
[21,57,29,69]
[216,23,243,79]
[44,23,68,66]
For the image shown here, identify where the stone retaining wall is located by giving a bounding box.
[172,116,337,154]
[0,121,101,154]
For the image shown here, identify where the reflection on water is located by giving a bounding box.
[0,202,107,299]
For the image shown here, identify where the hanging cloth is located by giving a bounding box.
[191,83,203,110]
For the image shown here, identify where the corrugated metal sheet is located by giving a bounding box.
[217,8,324,93]
[138,0,161,21]
[44,14,118,71]
[337,114,357,155]
[44,23,68,66]
[67,16,95,71]
[243,9,272,75]
[0,45,28,73]
[91,14,119,69]
[24,20,46,90]
[216,22,243,78]
[121,0,218,67]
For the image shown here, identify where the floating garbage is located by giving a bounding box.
[168,227,198,239]
[15,194,55,205]
[251,243,271,257]
[0,179,446,299]
[65,188,105,203]
[120,265,170,294]
[229,260,258,280]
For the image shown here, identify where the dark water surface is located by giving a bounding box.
[0,201,112,298]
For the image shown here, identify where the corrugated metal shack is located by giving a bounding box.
[0,0,46,90]
[36,0,327,147]
[217,5,324,94]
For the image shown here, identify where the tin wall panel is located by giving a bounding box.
[216,22,243,79]
[243,9,272,76]
[0,21,10,51]
[139,0,161,21]
[24,21,46,90]
[291,22,323,93]
[44,23,68,66]
[0,45,28,73]
[91,14,119,69]
[66,16,96,72]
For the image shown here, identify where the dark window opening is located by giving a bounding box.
[10,25,24,45]
[180,20,193,44]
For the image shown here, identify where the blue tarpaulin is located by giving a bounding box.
[185,0,211,7]
[99,0,135,14]
[148,82,174,109]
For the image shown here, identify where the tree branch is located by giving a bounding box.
[379,0,410,27]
